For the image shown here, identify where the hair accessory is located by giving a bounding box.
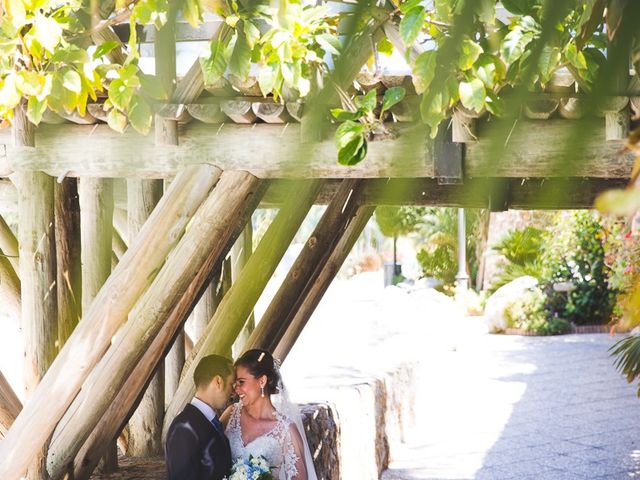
[257,352,265,363]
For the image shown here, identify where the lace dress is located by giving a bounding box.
[226,402,299,480]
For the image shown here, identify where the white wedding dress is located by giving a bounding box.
[226,402,300,480]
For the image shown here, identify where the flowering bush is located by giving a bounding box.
[504,287,571,336]
[228,455,273,480]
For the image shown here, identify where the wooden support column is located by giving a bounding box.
[274,205,375,361]
[232,222,254,356]
[47,171,262,480]
[246,179,364,354]
[163,181,323,437]
[0,165,221,480]
[0,214,19,272]
[70,178,264,480]
[0,371,22,439]
[13,103,58,480]
[126,179,164,457]
[0,249,20,320]
[55,178,81,347]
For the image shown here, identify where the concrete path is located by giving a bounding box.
[382,327,640,480]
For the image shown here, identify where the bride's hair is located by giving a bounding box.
[235,349,280,395]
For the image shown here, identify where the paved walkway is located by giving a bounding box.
[382,329,640,480]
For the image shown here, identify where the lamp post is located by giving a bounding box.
[455,208,469,293]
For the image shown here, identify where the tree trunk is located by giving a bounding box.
[163,181,322,438]
[126,179,164,457]
[54,178,81,348]
[0,370,22,439]
[0,165,222,480]
[475,209,491,291]
[248,180,364,354]
[46,171,262,480]
[274,206,375,361]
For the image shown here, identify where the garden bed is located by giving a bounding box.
[504,324,611,336]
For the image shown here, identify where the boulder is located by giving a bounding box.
[485,276,539,332]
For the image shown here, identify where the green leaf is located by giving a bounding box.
[501,0,532,15]
[16,71,45,96]
[128,95,153,135]
[32,13,63,53]
[537,45,561,83]
[200,39,228,85]
[229,25,252,80]
[484,90,505,116]
[315,33,341,56]
[107,108,128,133]
[258,63,278,97]
[139,73,168,100]
[420,91,447,133]
[108,79,134,111]
[412,51,437,94]
[458,79,485,112]
[501,28,534,64]
[26,95,47,126]
[377,37,394,56]
[381,87,406,113]
[281,62,294,87]
[244,21,261,49]
[357,90,377,112]
[475,0,495,24]
[338,136,367,166]
[399,0,423,14]
[62,69,82,94]
[0,74,20,109]
[399,7,426,46]
[182,0,202,27]
[93,41,120,60]
[335,120,365,150]
[4,0,27,28]
[330,108,361,121]
[564,43,587,70]
[458,38,483,71]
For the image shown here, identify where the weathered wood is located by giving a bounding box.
[0,214,19,272]
[0,123,433,178]
[79,178,113,311]
[12,104,35,148]
[273,205,375,361]
[231,222,254,355]
[221,100,257,124]
[70,180,264,480]
[0,371,22,439]
[126,179,164,458]
[249,179,364,353]
[186,103,226,124]
[0,166,221,480]
[434,123,463,184]
[190,281,219,343]
[452,108,478,143]
[47,171,261,480]
[164,330,185,405]
[605,107,630,141]
[252,102,291,124]
[163,180,323,438]
[0,251,20,320]
[112,227,127,261]
[54,178,81,347]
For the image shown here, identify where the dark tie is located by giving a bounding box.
[211,416,223,433]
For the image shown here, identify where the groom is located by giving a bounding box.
[165,354,235,480]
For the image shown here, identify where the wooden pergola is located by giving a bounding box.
[0,13,638,480]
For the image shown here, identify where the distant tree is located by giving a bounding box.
[374,206,426,277]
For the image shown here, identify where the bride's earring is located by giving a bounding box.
[260,385,265,397]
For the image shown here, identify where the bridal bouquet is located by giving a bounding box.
[228,455,273,480]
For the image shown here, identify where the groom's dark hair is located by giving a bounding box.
[193,354,233,389]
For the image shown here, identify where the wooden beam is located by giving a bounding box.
[46,171,262,480]
[231,222,254,355]
[274,205,375,361]
[249,179,364,353]
[54,178,81,348]
[0,250,20,320]
[0,165,222,480]
[0,213,18,272]
[0,119,633,179]
[0,371,22,439]
[162,180,323,439]
[126,179,164,458]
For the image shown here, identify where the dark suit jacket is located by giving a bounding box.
[165,403,232,480]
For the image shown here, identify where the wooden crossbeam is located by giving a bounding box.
[0,371,22,439]
[0,120,632,179]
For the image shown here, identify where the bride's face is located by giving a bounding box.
[234,365,265,406]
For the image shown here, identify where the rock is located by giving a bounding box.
[485,276,539,332]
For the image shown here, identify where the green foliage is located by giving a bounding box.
[489,261,545,295]
[611,335,640,397]
[493,226,545,265]
[504,286,570,335]
[375,206,426,239]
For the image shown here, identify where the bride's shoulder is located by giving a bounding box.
[220,402,240,427]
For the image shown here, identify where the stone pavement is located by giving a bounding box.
[382,328,640,480]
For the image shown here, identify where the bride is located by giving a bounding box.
[221,349,317,480]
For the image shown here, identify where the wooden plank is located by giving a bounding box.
[0,123,432,178]
[0,165,222,480]
[249,179,364,353]
[0,371,22,439]
[47,171,262,480]
[162,180,323,439]
[274,205,375,361]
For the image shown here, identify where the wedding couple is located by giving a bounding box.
[165,349,317,480]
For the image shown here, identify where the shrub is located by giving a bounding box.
[504,287,571,335]
[493,226,546,265]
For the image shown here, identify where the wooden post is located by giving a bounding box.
[163,181,323,437]
[0,249,20,320]
[246,179,364,354]
[126,179,164,457]
[13,103,58,480]
[0,165,221,480]
[274,206,375,361]
[70,180,264,480]
[46,171,262,480]
[54,178,81,347]
[0,371,22,439]
[232,222,254,356]
[0,214,19,272]
[80,176,116,472]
